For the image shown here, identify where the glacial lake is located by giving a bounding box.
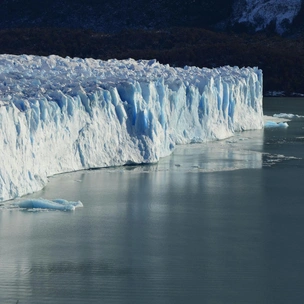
[1,97,304,304]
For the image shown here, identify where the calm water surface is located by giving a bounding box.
[1,98,304,304]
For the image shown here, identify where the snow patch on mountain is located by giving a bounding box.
[232,0,302,34]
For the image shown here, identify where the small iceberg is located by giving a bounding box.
[263,115,289,129]
[15,198,83,211]
[264,121,289,128]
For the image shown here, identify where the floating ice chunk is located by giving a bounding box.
[15,198,83,211]
[273,113,304,119]
[263,153,301,167]
[264,115,289,128]
[264,121,289,128]
[264,115,289,123]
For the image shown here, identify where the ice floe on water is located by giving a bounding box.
[264,121,289,128]
[264,112,304,128]
[264,115,289,128]
[263,153,301,167]
[1,198,83,211]
[273,113,304,119]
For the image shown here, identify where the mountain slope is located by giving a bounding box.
[0,0,302,35]
[231,0,303,34]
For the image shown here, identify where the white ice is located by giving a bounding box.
[233,0,302,34]
[0,55,263,202]
[263,114,290,128]
[264,112,304,128]
[273,113,304,119]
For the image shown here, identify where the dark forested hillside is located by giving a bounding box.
[0,0,303,34]
[0,0,235,32]
[2,0,302,33]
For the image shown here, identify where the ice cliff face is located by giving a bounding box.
[0,55,263,201]
[232,0,302,34]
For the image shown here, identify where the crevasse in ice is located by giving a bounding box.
[0,55,263,201]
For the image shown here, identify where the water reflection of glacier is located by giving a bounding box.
[115,130,265,174]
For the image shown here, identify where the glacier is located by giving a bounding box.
[0,54,263,202]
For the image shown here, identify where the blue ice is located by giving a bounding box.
[264,121,289,128]
[16,198,83,211]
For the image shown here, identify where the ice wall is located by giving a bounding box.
[0,55,263,201]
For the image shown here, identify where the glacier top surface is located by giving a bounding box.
[0,54,258,108]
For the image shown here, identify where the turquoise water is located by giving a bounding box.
[1,98,304,304]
